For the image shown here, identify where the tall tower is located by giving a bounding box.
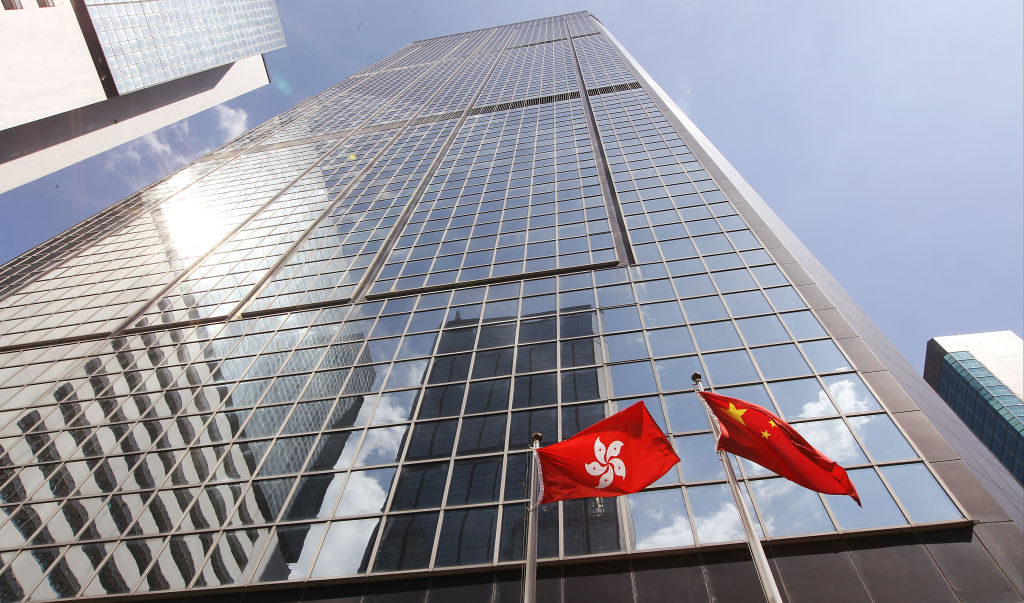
[924,331,1023,483]
[0,0,286,193]
[0,12,1020,602]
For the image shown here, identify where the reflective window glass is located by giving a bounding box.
[654,356,702,392]
[800,340,852,373]
[600,306,643,332]
[458,414,507,454]
[702,350,758,386]
[610,361,658,398]
[881,463,961,523]
[647,326,696,357]
[447,457,503,505]
[793,419,867,465]
[354,425,408,467]
[749,478,833,537]
[781,311,827,340]
[826,468,906,530]
[768,378,837,420]
[751,344,812,380]
[562,497,621,555]
[435,507,498,567]
[391,462,448,511]
[309,518,378,578]
[848,414,916,462]
[405,420,457,460]
[605,331,649,362]
[675,433,724,482]
[691,321,742,351]
[336,468,395,517]
[626,489,693,550]
[822,374,881,412]
[664,392,710,433]
[736,315,789,346]
[373,512,439,571]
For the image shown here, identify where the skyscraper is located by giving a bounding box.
[0,12,1021,602]
[924,331,1023,483]
[0,0,285,193]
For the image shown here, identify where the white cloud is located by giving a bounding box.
[102,117,211,189]
[214,104,249,140]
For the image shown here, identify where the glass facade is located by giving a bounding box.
[935,351,1023,482]
[0,12,979,602]
[83,0,285,94]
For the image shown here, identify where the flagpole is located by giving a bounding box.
[523,432,543,603]
[691,373,784,603]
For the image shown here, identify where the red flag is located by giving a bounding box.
[536,401,680,504]
[698,391,860,505]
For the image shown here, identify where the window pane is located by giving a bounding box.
[562,497,621,555]
[417,384,465,419]
[767,378,837,420]
[310,518,378,578]
[627,489,694,550]
[405,420,458,460]
[848,414,917,462]
[822,374,881,412]
[675,434,724,482]
[781,311,827,340]
[391,462,448,511]
[447,457,503,505]
[435,507,498,567]
[654,356,702,392]
[826,469,906,530]
[702,350,758,386]
[881,463,961,523]
[371,390,417,425]
[336,468,395,517]
[610,362,658,398]
[800,340,852,373]
[691,321,742,351]
[664,392,710,433]
[373,512,439,571]
[647,326,695,357]
[792,419,867,465]
[458,414,507,455]
[465,379,510,414]
[355,425,408,467]
[736,315,789,346]
[513,372,557,408]
[751,344,812,380]
[605,331,649,362]
[749,478,834,537]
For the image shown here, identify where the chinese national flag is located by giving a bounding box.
[698,391,860,505]
[536,401,680,504]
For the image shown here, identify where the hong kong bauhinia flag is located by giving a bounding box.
[698,390,861,505]
[536,401,680,504]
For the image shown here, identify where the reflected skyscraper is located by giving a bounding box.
[0,12,1021,602]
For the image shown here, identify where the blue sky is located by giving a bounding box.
[1,0,1021,370]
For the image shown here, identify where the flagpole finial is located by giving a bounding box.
[691,372,702,385]
[532,432,543,445]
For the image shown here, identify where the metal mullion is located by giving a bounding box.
[249,77,468,311]
[563,17,634,267]
[351,36,509,303]
[116,61,449,338]
[9,374,215,507]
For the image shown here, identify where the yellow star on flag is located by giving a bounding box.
[761,430,771,438]
[769,419,777,428]
[726,403,747,425]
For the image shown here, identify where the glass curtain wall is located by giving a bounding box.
[0,12,963,601]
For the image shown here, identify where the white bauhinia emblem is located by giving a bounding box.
[584,437,625,489]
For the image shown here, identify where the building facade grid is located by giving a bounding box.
[0,11,1017,603]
